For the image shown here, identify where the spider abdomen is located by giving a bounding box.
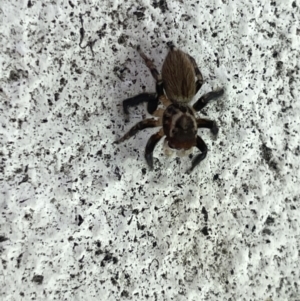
[162,48,196,103]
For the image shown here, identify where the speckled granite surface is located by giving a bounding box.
[1,1,300,300]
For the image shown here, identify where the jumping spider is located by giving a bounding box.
[115,43,224,173]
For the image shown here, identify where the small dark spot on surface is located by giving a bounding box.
[242,183,249,195]
[213,174,219,181]
[260,143,278,170]
[152,0,168,13]
[95,249,103,256]
[32,275,44,284]
[9,70,21,81]
[96,149,102,157]
[111,277,118,286]
[27,0,33,8]
[41,118,48,123]
[101,253,118,266]
[265,216,275,225]
[114,166,122,180]
[69,1,75,8]
[121,290,129,298]
[19,174,29,184]
[77,214,84,226]
[0,236,9,243]
[262,228,272,235]
[201,207,208,223]
[212,32,218,37]
[16,253,23,268]
[201,226,209,236]
[118,34,127,44]
[133,11,145,20]
[132,209,139,215]
[276,61,283,70]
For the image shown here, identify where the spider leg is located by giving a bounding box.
[187,54,204,94]
[187,136,208,174]
[137,45,164,103]
[114,118,160,144]
[193,88,224,112]
[122,93,158,121]
[197,118,219,135]
[145,128,164,170]
[137,45,161,82]
[121,46,166,119]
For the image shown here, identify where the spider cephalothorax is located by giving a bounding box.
[115,43,224,173]
[163,104,197,150]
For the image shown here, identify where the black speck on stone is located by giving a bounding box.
[132,209,139,215]
[212,32,218,37]
[27,0,33,8]
[114,166,122,181]
[201,207,208,223]
[96,149,102,157]
[118,34,127,44]
[121,290,129,298]
[262,228,272,235]
[69,1,75,8]
[77,214,84,226]
[54,93,59,101]
[265,216,275,225]
[213,174,219,181]
[19,174,29,185]
[152,0,168,13]
[95,249,103,256]
[276,61,283,70]
[41,118,48,123]
[0,236,9,243]
[111,277,118,286]
[142,168,147,175]
[201,226,209,236]
[32,275,44,284]
[133,11,145,20]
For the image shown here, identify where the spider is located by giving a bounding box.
[115,43,224,173]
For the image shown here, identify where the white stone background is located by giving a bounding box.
[1,0,300,300]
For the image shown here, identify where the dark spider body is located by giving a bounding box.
[115,44,224,173]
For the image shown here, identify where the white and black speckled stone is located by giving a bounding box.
[1,0,300,300]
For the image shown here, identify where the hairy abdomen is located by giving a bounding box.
[162,48,196,103]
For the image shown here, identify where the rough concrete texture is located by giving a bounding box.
[1,0,300,300]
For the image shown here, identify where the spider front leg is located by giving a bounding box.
[114,118,161,144]
[123,93,158,121]
[197,118,219,135]
[121,46,164,120]
[187,54,204,94]
[145,128,164,169]
[193,88,224,111]
[137,45,164,106]
[187,136,208,174]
